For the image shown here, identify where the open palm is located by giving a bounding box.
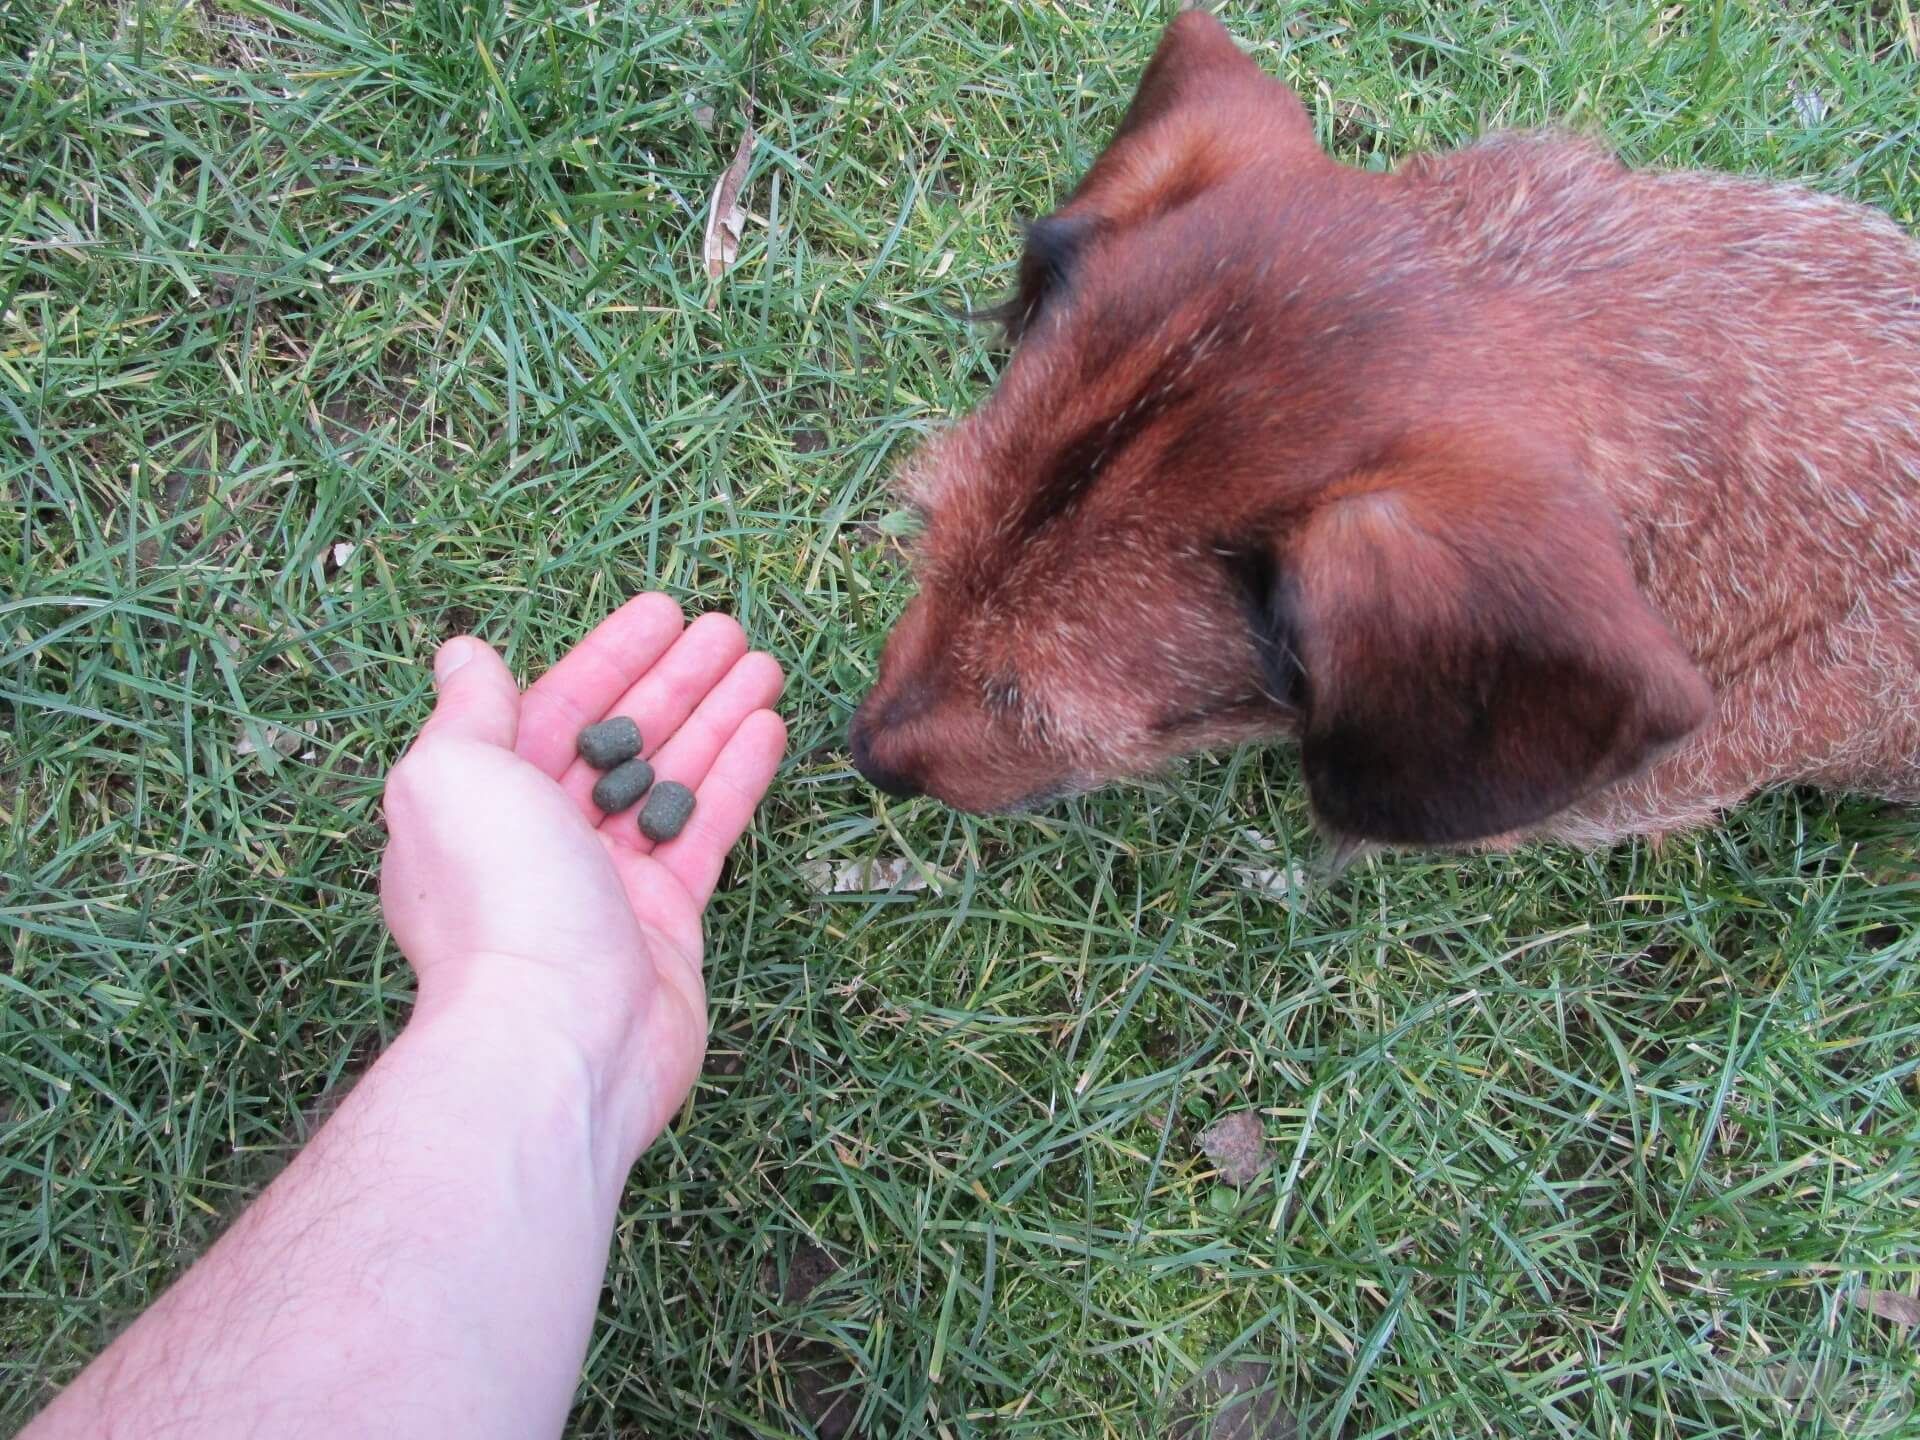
[380,595,786,1157]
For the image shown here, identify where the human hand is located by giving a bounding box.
[379,595,786,1164]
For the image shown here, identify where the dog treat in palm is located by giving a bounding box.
[577,716,641,769]
[638,780,695,842]
[591,758,655,815]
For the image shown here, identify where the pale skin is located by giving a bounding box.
[25,595,789,1440]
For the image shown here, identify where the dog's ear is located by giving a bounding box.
[1112,10,1312,146]
[970,212,1101,341]
[974,14,1318,341]
[1247,434,1713,846]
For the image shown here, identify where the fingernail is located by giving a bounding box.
[434,638,478,682]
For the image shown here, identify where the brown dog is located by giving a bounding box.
[849,12,1920,849]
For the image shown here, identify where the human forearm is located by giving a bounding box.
[27,603,785,1440]
[27,1004,634,1440]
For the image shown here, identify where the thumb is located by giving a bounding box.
[419,637,521,749]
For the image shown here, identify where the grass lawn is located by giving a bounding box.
[6,0,1920,1434]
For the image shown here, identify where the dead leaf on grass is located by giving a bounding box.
[701,124,755,302]
[1854,1287,1920,1327]
[798,856,930,895]
[1233,862,1308,903]
[1790,85,1829,127]
[324,540,357,581]
[236,721,318,768]
[234,723,314,760]
[1199,1110,1271,1187]
[1232,828,1307,904]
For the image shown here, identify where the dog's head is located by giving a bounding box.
[850,12,1711,844]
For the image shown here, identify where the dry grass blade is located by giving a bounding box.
[702,124,756,301]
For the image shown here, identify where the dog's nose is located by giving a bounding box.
[849,711,924,800]
[871,676,935,732]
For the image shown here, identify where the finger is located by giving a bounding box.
[516,594,686,778]
[557,611,750,810]
[647,708,788,909]
[595,651,784,833]
[416,638,520,750]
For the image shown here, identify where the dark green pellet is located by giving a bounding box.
[638,781,695,842]
[591,758,654,814]
[577,716,641,769]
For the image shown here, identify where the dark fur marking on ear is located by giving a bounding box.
[966,213,1100,342]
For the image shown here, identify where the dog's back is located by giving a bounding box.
[1397,134,1920,839]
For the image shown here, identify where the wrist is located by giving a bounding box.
[399,983,662,1185]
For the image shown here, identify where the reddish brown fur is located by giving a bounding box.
[850,12,1920,848]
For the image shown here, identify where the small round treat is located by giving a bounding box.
[638,781,696,842]
[591,758,655,815]
[577,716,642,770]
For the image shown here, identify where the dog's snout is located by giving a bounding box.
[849,707,925,800]
[873,677,935,731]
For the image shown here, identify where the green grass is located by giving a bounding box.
[5,0,1920,1435]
